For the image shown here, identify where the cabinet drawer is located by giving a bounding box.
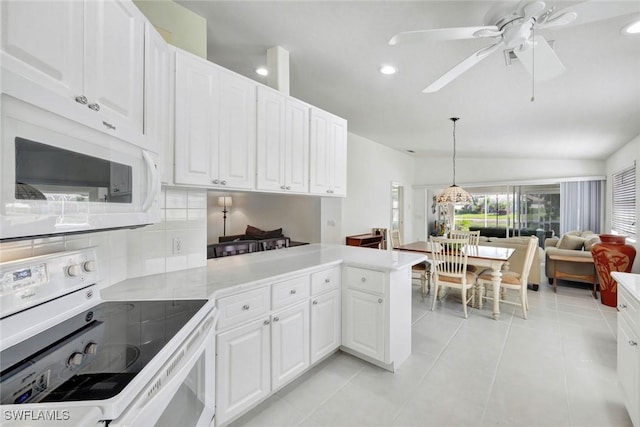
[311,266,341,295]
[618,286,637,330]
[343,266,385,295]
[272,275,310,310]
[217,286,270,330]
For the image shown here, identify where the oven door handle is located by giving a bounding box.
[141,150,160,212]
[109,313,215,427]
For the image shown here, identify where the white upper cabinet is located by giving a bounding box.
[1,0,145,142]
[256,86,309,193]
[309,107,347,196]
[144,25,174,183]
[174,50,256,190]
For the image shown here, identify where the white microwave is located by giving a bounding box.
[0,95,160,241]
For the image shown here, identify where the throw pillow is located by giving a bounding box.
[580,230,596,238]
[583,235,601,251]
[557,234,585,250]
[245,225,284,239]
[566,230,582,236]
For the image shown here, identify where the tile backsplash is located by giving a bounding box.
[0,188,207,289]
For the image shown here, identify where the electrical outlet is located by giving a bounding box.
[172,237,184,254]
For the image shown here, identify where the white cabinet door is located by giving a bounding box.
[218,70,256,190]
[174,50,220,186]
[271,302,310,391]
[84,0,144,133]
[310,290,341,364]
[309,107,347,196]
[284,98,310,193]
[342,288,385,362]
[618,317,639,427]
[216,317,271,425]
[144,24,174,183]
[256,87,286,192]
[0,0,83,100]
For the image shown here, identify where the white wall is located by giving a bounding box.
[206,191,321,244]
[339,133,415,245]
[605,134,640,272]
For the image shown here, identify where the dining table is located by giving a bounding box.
[396,241,515,320]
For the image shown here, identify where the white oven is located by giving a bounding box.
[0,95,160,241]
[0,249,216,427]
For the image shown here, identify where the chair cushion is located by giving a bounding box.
[479,270,522,285]
[439,271,477,285]
[412,262,430,271]
[557,234,585,250]
[583,235,600,251]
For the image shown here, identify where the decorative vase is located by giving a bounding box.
[591,234,636,307]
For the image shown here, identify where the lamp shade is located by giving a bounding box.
[436,185,473,205]
[217,196,232,207]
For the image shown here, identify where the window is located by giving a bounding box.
[611,163,636,237]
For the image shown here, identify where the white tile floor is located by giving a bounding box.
[229,274,632,427]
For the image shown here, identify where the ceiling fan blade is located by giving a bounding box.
[522,0,546,20]
[543,1,640,29]
[389,26,500,45]
[423,42,504,93]
[536,11,578,29]
[514,36,565,81]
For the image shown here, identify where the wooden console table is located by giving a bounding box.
[346,233,384,249]
[548,253,597,298]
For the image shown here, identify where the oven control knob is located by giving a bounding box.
[67,264,83,277]
[83,260,97,273]
[84,342,98,355]
[68,352,84,367]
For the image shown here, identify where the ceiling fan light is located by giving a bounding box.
[623,20,640,35]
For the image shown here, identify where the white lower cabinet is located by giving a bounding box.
[310,289,341,364]
[342,288,385,362]
[216,317,271,425]
[271,302,310,390]
[617,284,639,427]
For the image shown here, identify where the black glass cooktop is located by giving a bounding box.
[0,299,207,404]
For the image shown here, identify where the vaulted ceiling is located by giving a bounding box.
[178,1,640,161]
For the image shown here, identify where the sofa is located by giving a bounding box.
[478,236,544,290]
[207,225,291,259]
[544,230,600,286]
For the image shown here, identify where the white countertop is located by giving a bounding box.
[612,272,640,302]
[101,244,427,301]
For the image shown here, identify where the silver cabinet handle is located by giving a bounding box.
[312,300,318,305]
[630,340,638,346]
[264,319,270,326]
[280,185,286,190]
[286,186,291,190]
[290,289,296,295]
[75,95,88,105]
[325,278,331,283]
[619,303,627,310]
[212,179,219,184]
[378,298,383,303]
[242,304,250,311]
[361,277,366,282]
[273,316,280,322]
[88,103,100,112]
[102,121,116,130]
[221,180,227,185]
[326,189,332,193]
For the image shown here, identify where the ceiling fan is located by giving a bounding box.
[389,0,636,93]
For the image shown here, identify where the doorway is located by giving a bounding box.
[391,182,404,240]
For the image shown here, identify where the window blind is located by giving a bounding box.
[611,163,636,236]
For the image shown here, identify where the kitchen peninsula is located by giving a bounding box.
[102,243,426,425]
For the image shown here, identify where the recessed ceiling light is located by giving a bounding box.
[379,65,397,75]
[623,20,640,35]
[256,67,268,76]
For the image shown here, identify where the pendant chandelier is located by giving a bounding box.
[436,117,473,205]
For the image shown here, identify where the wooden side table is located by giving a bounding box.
[548,254,597,298]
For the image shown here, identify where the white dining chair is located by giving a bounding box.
[390,229,431,298]
[429,236,477,318]
[449,230,481,273]
[476,235,538,319]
